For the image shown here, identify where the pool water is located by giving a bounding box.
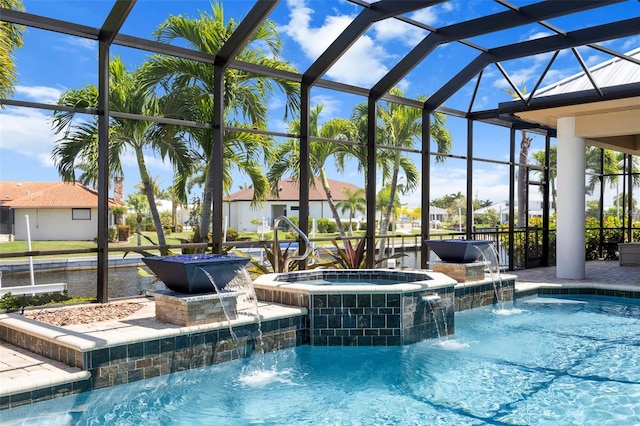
[290,277,403,286]
[4,295,640,425]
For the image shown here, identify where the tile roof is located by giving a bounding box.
[226,178,363,202]
[0,181,119,208]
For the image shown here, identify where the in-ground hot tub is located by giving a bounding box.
[253,269,457,346]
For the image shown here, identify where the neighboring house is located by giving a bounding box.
[223,178,363,232]
[0,181,120,241]
[428,206,448,224]
[155,199,192,229]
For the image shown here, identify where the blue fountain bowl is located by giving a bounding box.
[142,254,251,294]
[425,239,492,263]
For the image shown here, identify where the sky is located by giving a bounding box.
[1,0,639,209]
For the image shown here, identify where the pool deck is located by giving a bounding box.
[2,259,640,407]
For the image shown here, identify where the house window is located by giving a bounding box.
[72,208,91,220]
[290,206,299,211]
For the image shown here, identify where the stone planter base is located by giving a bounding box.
[154,290,242,326]
[432,261,485,283]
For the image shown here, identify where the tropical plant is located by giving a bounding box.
[0,0,25,100]
[324,238,367,269]
[51,57,193,254]
[140,1,299,244]
[110,205,127,225]
[319,238,405,269]
[531,145,557,211]
[240,242,302,275]
[268,104,356,238]
[126,193,149,246]
[335,188,365,235]
[351,87,451,259]
[504,84,533,228]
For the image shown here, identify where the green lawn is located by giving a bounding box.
[0,228,440,261]
[0,231,194,259]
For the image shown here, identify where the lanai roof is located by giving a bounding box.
[533,47,640,98]
[510,46,640,154]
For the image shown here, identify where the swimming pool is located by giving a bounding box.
[4,294,640,424]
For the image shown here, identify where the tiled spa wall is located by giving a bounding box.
[307,287,455,346]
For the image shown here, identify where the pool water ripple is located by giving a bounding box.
[4,295,640,425]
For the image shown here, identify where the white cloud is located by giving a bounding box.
[526,31,553,42]
[371,18,424,47]
[64,35,96,51]
[15,85,62,104]
[400,163,511,207]
[281,0,353,60]
[585,54,604,67]
[0,107,58,169]
[491,65,538,90]
[281,0,391,86]
[311,94,344,120]
[410,8,438,26]
[621,36,640,52]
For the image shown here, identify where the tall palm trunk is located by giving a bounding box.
[320,169,347,238]
[378,156,401,260]
[517,130,533,227]
[136,147,168,254]
[199,164,214,244]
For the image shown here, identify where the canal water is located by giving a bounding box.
[1,266,165,299]
[0,249,422,300]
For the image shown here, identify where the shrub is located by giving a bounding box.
[316,218,337,233]
[226,227,239,241]
[108,226,118,242]
[117,225,130,241]
[0,291,73,311]
[125,213,139,228]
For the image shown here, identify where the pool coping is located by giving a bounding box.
[515,281,640,299]
[253,268,459,293]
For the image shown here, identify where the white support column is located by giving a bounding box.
[556,116,586,279]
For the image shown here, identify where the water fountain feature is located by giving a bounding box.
[141,254,250,294]
[211,268,266,358]
[426,239,516,311]
[421,293,444,339]
[142,254,251,327]
[474,243,505,307]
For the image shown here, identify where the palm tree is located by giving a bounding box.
[268,104,356,238]
[51,57,193,253]
[531,145,557,211]
[351,87,452,258]
[0,0,25,100]
[585,148,640,220]
[336,187,366,235]
[504,85,533,227]
[140,2,299,243]
[126,193,150,246]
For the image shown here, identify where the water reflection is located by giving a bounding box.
[2,266,166,299]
